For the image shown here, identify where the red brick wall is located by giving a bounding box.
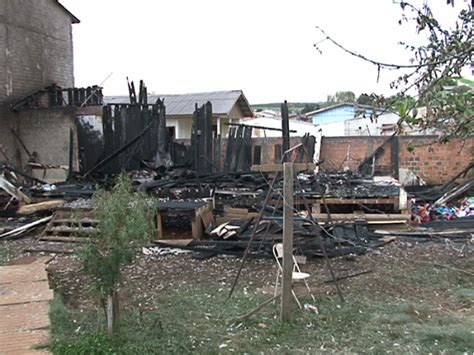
[177,135,474,184]
[321,136,474,184]
[398,136,474,183]
[319,136,392,174]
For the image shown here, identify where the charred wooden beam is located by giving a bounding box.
[281,100,290,162]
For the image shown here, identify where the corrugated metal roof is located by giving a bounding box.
[305,103,388,117]
[105,90,253,117]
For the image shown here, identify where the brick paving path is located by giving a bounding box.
[0,257,54,354]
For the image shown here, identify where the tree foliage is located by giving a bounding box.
[301,103,321,114]
[81,174,155,300]
[327,91,356,104]
[356,93,378,106]
[315,1,474,140]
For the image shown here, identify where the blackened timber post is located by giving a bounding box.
[391,136,400,179]
[204,101,213,173]
[281,101,290,162]
[192,104,200,172]
[223,127,235,172]
[68,128,74,180]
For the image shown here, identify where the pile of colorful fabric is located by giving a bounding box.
[457,197,474,217]
[411,196,474,224]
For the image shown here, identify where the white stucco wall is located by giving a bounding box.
[166,116,232,139]
[318,112,400,137]
[344,112,400,136]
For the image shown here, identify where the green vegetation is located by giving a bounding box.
[316,1,474,140]
[252,90,376,115]
[327,90,356,104]
[49,264,474,354]
[81,174,155,335]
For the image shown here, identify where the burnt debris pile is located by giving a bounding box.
[1,90,473,259]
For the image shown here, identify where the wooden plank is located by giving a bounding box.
[191,216,203,240]
[0,175,31,204]
[0,263,48,284]
[191,203,207,240]
[364,220,408,225]
[38,212,57,240]
[294,197,399,205]
[215,190,260,196]
[44,226,95,234]
[374,229,474,236]
[53,218,99,224]
[281,162,294,322]
[353,210,366,221]
[311,203,321,214]
[226,212,260,218]
[18,199,65,215]
[251,163,316,172]
[312,213,410,222]
[0,281,53,306]
[0,216,52,239]
[154,239,193,246]
[196,202,211,216]
[197,202,214,231]
[216,212,260,225]
[436,177,474,205]
[401,198,412,215]
[201,211,214,230]
[156,212,163,240]
[40,236,90,243]
[224,207,249,214]
[0,301,50,331]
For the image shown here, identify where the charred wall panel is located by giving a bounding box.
[191,102,215,174]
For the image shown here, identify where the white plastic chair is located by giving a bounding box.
[273,243,316,309]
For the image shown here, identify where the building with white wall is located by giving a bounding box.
[240,116,321,138]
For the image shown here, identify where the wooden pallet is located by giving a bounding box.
[39,208,97,243]
[311,211,411,224]
[308,194,411,224]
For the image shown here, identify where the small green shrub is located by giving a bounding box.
[80,174,155,334]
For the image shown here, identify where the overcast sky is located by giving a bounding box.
[61,0,470,104]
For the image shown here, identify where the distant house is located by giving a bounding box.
[254,109,279,118]
[305,103,385,125]
[106,90,253,139]
[305,103,400,136]
[240,116,321,138]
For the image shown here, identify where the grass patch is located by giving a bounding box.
[452,287,474,303]
[414,322,474,353]
[49,281,474,354]
[391,266,454,290]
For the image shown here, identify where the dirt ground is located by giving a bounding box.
[2,235,472,314]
